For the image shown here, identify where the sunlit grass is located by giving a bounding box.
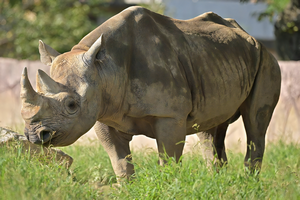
[0,143,100,200]
[110,142,300,199]
[0,139,299,199]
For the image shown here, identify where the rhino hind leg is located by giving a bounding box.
[240,50,281,173]
[197,122,228,169]
[214,123,229,166]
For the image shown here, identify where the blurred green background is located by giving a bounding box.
[1,0,299,60]
[0,0,163,60]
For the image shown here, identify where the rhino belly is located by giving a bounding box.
[186,68,252,134]
[186,96,244,134]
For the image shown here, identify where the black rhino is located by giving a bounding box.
[20,6,281,179]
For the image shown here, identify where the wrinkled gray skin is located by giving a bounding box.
[20,6,281,179]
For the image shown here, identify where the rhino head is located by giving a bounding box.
[21,36,104,147]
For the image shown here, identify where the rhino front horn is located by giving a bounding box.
[20,67,38,102]
[83,34,104,65]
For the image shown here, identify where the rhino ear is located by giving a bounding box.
[39,40,61,66]
[36,69,62,94]
[83,34,104,65]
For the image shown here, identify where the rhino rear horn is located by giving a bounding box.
[83,34,103,65]
[20,67,39,102]
[39,40,61,66]
[36,69,62,94]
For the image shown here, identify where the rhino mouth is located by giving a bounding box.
[25,126,57,146]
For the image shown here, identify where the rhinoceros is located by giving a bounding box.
[20,6,281,179]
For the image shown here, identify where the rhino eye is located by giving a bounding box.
[64,98,78,115]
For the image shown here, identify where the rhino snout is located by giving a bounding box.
[24,127,54,145]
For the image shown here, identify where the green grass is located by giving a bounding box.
[0,142,100,200]
[0,141,299,200]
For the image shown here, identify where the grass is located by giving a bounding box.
[0,140,299,200]
[0,142,100,200]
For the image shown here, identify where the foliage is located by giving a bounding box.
[256,0,290,22]
[139,0,165,15]
[0,0,114,60]
[240,0,290,22]
[274,0,300,60]
[0,0,165,60]
[1,140,300,199]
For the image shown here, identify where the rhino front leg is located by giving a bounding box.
[155,118,186,165]
[94,122,134,181]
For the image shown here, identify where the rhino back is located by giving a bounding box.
[123,8,262,130]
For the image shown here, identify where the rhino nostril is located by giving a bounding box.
[39,130,51,143]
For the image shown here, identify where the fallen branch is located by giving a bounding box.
[0,127,73,168]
